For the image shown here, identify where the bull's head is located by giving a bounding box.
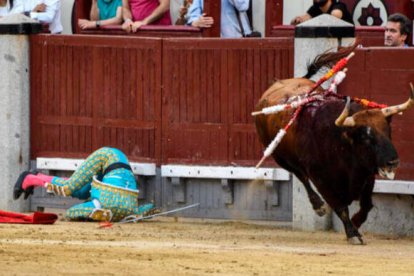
[335,84,414,179]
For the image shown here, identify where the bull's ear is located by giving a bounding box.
[386,115,393,124]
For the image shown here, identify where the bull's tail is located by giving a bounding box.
[303,43,358,79]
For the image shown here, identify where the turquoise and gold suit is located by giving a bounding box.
[48,147,153,222]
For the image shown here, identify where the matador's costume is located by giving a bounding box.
[13,147,155,222]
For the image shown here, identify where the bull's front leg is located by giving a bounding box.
[334,206,365,245]
[351,178,374,228]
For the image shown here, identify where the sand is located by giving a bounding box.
[1,215,413,276]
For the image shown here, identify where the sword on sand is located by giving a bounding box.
[119,203,200,224]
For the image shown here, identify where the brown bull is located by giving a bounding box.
[255,47,414,244]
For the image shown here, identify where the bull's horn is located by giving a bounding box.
[381,83,414,117]
[335,97,355,127]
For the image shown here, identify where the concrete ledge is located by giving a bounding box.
[161,165,290,181]
[374,180,414,195]
[0,14,42,34]
[36,157,156,176]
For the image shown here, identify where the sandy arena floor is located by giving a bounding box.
[1,215,414,276]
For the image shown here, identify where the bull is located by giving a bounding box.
[255,46,414,244]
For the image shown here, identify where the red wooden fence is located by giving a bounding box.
[30,35,414,179]
[30,35,163,163]
[161,38,293,165]
[30,35,293,167]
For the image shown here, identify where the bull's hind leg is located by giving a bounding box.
[295,174,329,217]
[351,178,375,228]
[334,206,365,245]
[274,156,327,216]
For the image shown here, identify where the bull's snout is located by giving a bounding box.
[378,159,400,180]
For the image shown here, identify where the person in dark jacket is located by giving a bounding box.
[291,0,353,25]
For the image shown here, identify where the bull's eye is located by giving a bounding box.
[355,127,376,146]
[362,127,376,145]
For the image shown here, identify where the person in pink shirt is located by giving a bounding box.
[122,0,171,33]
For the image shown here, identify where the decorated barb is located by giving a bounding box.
[306,52,355,95]
[254,51,393,169]
[252,52,355,117]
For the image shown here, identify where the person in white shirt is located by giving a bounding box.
[23,0,62,34]
[0,0,23,17]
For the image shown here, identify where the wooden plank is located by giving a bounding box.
[265,0,283,37]
[30,35,162,162]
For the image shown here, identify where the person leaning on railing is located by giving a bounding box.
[384,13,412,48]
[290,0,353,25]
[186,0,254,38]
[78,0,123,30]
[121,0,172,33]
[23,0,63,34]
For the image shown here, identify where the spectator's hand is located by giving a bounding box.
[122,19,134,33]
[33,3,46,12]
[192,13,214,28]
[290,15,310,25]
[179,5,188,17]
[131,21,145,33]
[78,19,97,30]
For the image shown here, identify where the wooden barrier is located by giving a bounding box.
[79,25,202,37]
[30,35,414,180]
[30,35,163,164]
[270,25,386,47]
[72,0,216,37]
[161,38,293,166]
[30,35,293,167]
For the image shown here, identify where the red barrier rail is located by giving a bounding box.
[30,35,163,163]
[30,35,414,180]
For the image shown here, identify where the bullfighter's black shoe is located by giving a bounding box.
[13,170,38,200]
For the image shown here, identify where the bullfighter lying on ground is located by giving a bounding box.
[13,147,157,222]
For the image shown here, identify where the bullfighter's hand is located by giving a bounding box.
[33,3,46,12]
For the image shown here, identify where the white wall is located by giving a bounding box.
[283,0,312,25]
[61,0,75,34]
[252,0,265,37]
[171,0,183,24]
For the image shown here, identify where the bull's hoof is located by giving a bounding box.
[347,236,366,245]
[315,203,329,217]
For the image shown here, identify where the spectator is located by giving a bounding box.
[0,0,23,17]
[291,0,353,25]
[175,0,192,25]
[13,147,158,222]
[187,0,252,38]
[23,0,63,34]
[78,0,123,30]
[384,13,411,48]
[122,0,172,33]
